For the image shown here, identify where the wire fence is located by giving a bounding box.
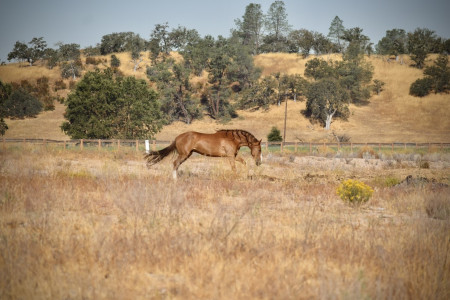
[2,138,450,155]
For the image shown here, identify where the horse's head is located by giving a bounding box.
[250,140,262,166]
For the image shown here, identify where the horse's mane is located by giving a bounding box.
[216,129,258,144]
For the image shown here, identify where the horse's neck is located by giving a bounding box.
[236,131,254,147]
[237,141,248,148]
[220,130,254,147]
[237,138,255,148]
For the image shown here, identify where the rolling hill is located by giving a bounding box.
[1,52,449,143]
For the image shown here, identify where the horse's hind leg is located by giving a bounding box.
[172,153,191,179]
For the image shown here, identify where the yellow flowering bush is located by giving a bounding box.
[337,179,374,205]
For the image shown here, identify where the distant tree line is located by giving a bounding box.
[7,1,449,68]
[8,39,82,79]
[376,28,450,69]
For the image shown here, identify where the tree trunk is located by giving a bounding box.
[133,58,143,72]
[70,63,76,80]
[325,109,336,130]
[176,87,191,124]
[209,90,220,119]
[283,97,287,143]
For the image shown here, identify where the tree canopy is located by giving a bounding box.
[410,53,449,97]
[305,79,350,130]
[61,69,162,139]
[147,58,201,124]
[407,28,438,69]
[234,3,265,55]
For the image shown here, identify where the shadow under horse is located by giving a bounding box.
[145,129,262,179]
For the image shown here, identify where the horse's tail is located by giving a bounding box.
[145,141,177,167]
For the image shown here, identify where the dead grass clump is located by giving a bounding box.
[358,145,379,159]
[425,190,450,220]
[317,144,337,157]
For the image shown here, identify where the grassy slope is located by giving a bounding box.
[1,52,449,142]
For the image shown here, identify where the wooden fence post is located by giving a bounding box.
[98,139,101,150]
[136,140,139,152]
[117,139,120,151]
[294,142,298,153]
[152,140,156,151]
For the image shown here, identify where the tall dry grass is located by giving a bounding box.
[1,145,449,299]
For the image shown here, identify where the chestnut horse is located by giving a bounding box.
[145,129,262,179]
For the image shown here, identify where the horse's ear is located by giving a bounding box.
[259,139,262,144]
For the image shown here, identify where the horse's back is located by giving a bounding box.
[174,131,235,157]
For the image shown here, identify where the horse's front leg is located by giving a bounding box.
[227,156,237,173]
[235,154,246,166]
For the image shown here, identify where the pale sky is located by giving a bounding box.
[1,0,449,62]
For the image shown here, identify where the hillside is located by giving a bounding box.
[1,52,449,143]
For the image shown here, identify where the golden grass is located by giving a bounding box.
[1,145,449,299]
[0,62,62,84]
[2,102,68,139]
[1,53,449,143]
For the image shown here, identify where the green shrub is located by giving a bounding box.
[35,76,54,111]
[337,179,374,206]
[372,79,385,95]
[267,126,283,142]
[54,79,67,91]
[86,57,100,65]
[0,118,7,135]
[419,161,430,169]
[4,88,42,118]
[409,77,433,97]
[383,176,401,187]
[110,55,121,68]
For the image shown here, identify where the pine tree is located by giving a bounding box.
[328,16,345,53]
[234,3,265,54]
[267,126,282,142]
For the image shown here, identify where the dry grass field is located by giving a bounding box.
[1,53,449,142]
[0,144,449,299]
[1,53,449,299]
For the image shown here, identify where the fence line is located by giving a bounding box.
[2,138,450,154]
